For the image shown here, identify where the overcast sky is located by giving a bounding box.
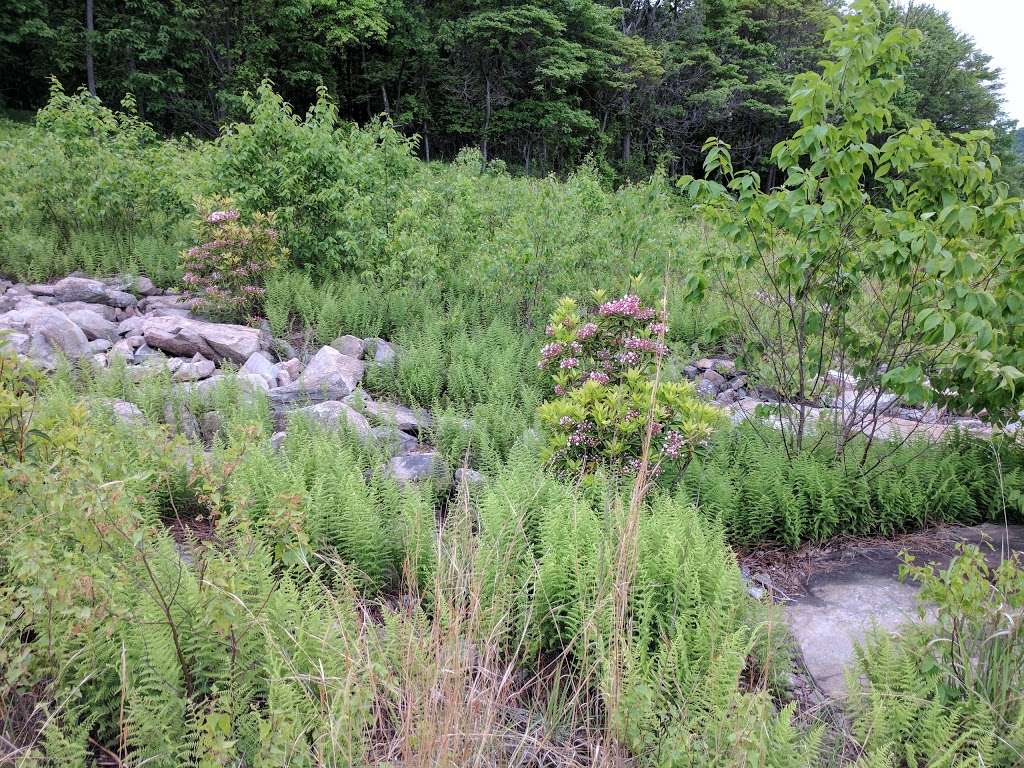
[921,0,1024,123]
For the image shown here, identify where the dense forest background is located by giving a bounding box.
[1,0,1021,183]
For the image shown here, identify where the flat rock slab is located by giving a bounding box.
[783,523,1024,699]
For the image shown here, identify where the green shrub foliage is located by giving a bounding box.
[537,295,720,480]
[180,199,286,322]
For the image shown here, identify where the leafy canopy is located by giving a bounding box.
[681,0,1024,425]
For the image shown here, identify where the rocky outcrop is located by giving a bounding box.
[142,315,267,364]
[0,305,91,369]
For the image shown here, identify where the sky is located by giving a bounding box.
[922,0,1024,123]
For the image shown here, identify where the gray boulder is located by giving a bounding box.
[142,315,266,364]
[163,400,200,439]
[117,315,145,337]
[87,339,112,353]
[172,354,216,382]
[239,351,279,387]
[290,400,371,439]
[384,452,449,489]
[179,372,270,401]
[270,431,288,451]
[132,276,159,296]
[269,346,362,407]
[454,468,485,486]
[348,395,431,434]
[367,338,397,365]
[331,334,365,358]
[696,369,727,398]
[100,398,146,425]
[0,306,90,368]
[371,425,418,456]
[56,301,117,321]
[52,276,136,308]
[66,309,119,341]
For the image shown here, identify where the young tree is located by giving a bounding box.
[681,0,1024,458]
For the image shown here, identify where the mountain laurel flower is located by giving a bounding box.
[648,322,668,335]
[588,371,609,384]
[598,294,642,318]
[576,322,598,340]
[560,357,579,369]
[206,209,240,224]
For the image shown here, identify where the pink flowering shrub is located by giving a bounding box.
[179,199,287,322]
[537,295,720,480]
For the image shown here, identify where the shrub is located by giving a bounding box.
[209,83,416,276]
[537,295,720,479]
[682,0,1024,446]
[179,199,286,322]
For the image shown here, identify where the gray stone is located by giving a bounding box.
[0,306,90,369]
[56,301,117,321]
[101,398,145,425]
[117,316,145,337]
[370,425,418,456]
[715,389,737,406]
[132,276,159,296]
[66,309,119,341]
[90,353,108,368]
[831,389,899,415]
[331,334,365,358]
[280,357,301,380]
[87,338,112,353]
[372,339,397,365]
[682,365,699,379]
[142,315,266,364]
[125,335,145,348]
[239,351,279,387]
[26,283,56,297]
[696,369,727,398]
[270,431,287,451]
[727,375,748,391]
[454,468,485,486]
[348,395,431,434]
[163,401,200,439]
[785,523,1024,699]
[303,346,364,391]
[137,294,195,313]
[694,358,716,370]
[199,411,222,444]
[290,400,371,438]
[109,339,135,362]
[384,452,449,489]
[179,373,270,401]
[712,359,736,374]
[269,347,362,407]
[52,276,136,308]
[133,344,163,364]
[172,355,215,382]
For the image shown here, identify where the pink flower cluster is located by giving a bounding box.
[662,430,687,459]
[180,204,281,322]
[598,294,656,320]
[624,337,668,356]
[206,209,240,224]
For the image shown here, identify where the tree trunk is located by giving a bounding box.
[481,76,491,163]
[85,0,97,97]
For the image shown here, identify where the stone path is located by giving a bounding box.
[782,522,1024,698]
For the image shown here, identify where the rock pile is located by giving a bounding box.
[682,356,999,440]
[0,274,457,488]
